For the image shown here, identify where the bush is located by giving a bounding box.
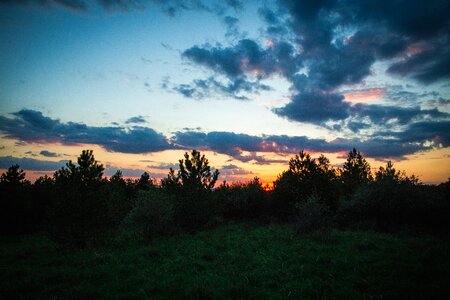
[123,190,176,239]
[272,151,338,217]
[215,178,268,221]
[293,192,333,234]
[173,190,222,231]
[337,182,450,234]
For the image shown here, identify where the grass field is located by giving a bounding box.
[1,224,449,299]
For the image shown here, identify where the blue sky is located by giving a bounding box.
[0,0,449,183]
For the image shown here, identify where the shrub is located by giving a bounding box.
[337,181,450,234]
[123,190,176,239]
[174,190,222,231]
[272,151,338,216]
[216,178,268,221]
[293,192,333,234]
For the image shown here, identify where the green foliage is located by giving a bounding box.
[123,190,176,239]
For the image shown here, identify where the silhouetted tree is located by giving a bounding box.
[32,175,54,230]
[103,170,131,226]
[162,150,219,193]
[136,172,155,191]
[375,161,420,185]
[273,151,337,214]
[341,148,372,193]
[0,164,29,186]
[0,165,32,233]
[110,170,125,184]
[49,150,107,247]
[161,150,220,230]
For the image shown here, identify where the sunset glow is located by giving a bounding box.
[343,88,384,103]
[0,0,449,185]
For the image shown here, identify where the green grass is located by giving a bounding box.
[1,224,450,299]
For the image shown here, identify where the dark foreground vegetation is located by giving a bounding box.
[2,225,450,299]
[1,149,450,298]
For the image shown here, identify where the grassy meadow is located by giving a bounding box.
[2,224,450,299]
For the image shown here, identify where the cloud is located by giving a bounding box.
[171,129,438,160]
[1,109,448,161]
[125,116,147,124]
[95,0,144,11]
[180,0,449,128]
[387,40,450,83]
[104,164,159,178]
[349,104,449,126]
[0,0,88,11]
[223,15,241,39]
[183,39,300,80]
[0,109,173,154]
[172,76,271,100]
[274,91,350,124]
[39,150,60,157]
[0,156,68,171]
[390,120,450,147]
[220,164,253,176]
[148,162,179,170]
[1,0,244,15]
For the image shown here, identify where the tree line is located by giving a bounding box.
[1,149,449,248]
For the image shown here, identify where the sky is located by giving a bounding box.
[0,0,449,184]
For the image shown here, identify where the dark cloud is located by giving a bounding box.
[391,120,450,146]
[125,116,146,124]
[104,164,159,178]
[0,110,173,154]
[173,76,271,100]
[0,0,88,11]
[181,0,449,127]
[0,156,68,171]
[437,98,450,108]
[274,91,350,124]
[148,162,179,170]
[350,104,449,126]
[220,164,253,176]
[258,7,289,35]
[179,38,299,100]
[281,0,450,84]
[347,121,371,133]
[96,0,144,11]
[182,39,300,80]
[224,0,242,11]
[1,109,448,161]
[40,150,60,157]
[172,129,441,160]
[1,0,242,14]
[387,40,450,83]
[223,16,240,38]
